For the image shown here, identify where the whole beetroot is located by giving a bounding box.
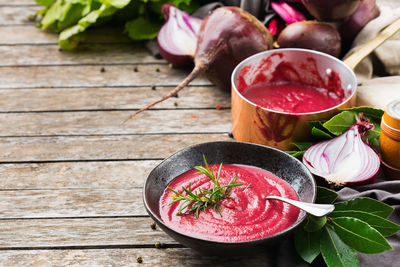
[277,21,342,57]
[339,0,380,45]
[301,0,361,21]
[126,7,273,119]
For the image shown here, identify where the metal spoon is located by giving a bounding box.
[266,196,334,217]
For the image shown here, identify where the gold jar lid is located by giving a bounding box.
[383,99,400,129]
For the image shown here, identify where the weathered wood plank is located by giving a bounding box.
[0,109,230,136]
[0,248,274,266]
[0,188,147,218]
[0,26,131,45]
[0,0,35,5]
[0,6,40,25]
[0,44,163,66]
[0,64,210,89]
[0,160,160,189]
[0,217,175,247]
[0,134,232,162]
[0,86,230,112]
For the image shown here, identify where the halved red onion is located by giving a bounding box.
[157,4,202,67]
[271,0,306,24]
[303,123,380,186]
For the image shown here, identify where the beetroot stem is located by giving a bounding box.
[121,65,204,124]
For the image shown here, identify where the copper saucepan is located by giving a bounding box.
[231,48,356,151]
[231,17,400,151]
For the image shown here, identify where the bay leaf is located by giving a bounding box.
[317,186,338,204]
[343,107,384,120]
[293,142,314,151]
[320,226,359,267]
[304,215,327,232]
[294,228,321,264]
[329,211,400,237]
[331,217,392,254]
[312,127,333,139]
[286,150,305,158]
[334,197,394,218]
[323,111,356,136]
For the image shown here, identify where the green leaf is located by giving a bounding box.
[294,228,321,264]
[334,197,394,218]
[286,142,312,158]
[343,106,384,120]
[316,186,338,204]
[148,0,195,15]
[293,142,314,151]
[35,0,54,8]
[364,120,381,152]
[101,0,131,9]
[308,120,326,130]
[330,217,393,254]
[329,211,400,237]
[312,127,333,139]
[323,111,357,136]
[41,0,95,32]
[286,150,305,158]
[304,215,327,232]
[58,2,127,50]
[124,16,160,40]
[320,226,359,267]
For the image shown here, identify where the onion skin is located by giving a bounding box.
[277,21,341,57]
[339,0,380,45]
[124,7,273,120]
[301,0,361,21]
[196,7,274,91]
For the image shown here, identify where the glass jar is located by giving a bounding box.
[380,99,400,179]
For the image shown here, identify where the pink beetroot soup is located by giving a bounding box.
[159,164,300,242]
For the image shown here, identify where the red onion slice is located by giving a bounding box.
[157,4,202,67]
[303,124,380,186]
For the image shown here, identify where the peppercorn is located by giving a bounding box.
[155,241,164,249]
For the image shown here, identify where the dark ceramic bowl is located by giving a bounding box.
[143,141,316,254]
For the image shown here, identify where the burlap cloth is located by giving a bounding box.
[345,0,400,108]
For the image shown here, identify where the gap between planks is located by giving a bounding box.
[0,160,160,189]
[0,86,230,112]
[0,247,275,266]
[0,26,131,45]
[0,133,233,162]
[0,217,176,247]
[0,44,165,66]
[0,109,231,136]
[0,64,211,89]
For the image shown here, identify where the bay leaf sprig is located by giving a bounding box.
[168,155,246,219]
[294,186,400,267]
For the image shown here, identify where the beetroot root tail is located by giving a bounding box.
[121,65,204,124]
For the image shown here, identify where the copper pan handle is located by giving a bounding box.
[343,17,400,70]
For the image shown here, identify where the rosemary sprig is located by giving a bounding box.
[168,155,247,219]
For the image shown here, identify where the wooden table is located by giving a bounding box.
[0,1,277,265]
